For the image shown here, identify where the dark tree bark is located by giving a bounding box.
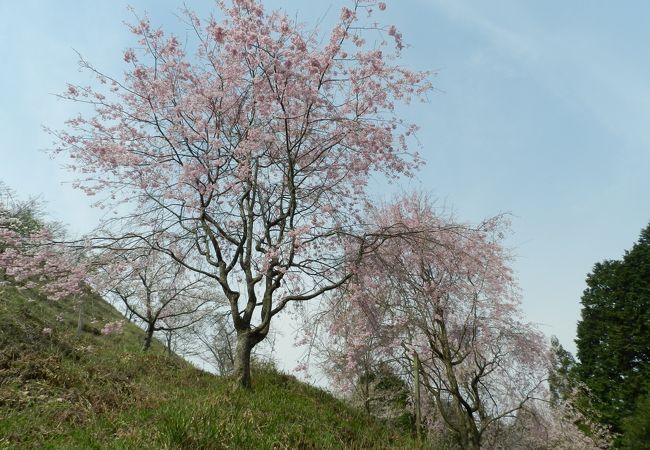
[142,323,155,351]
[233,328,269,389]
[233,330,255,388]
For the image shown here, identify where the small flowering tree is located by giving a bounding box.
[95,249,216,351]
[175,311,237,375]
[0,183,43,244]
[0,183,87,302]
[314,195,550,449]
[52,0,430,387]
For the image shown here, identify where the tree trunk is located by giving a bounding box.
[363,374,371,414]
[76,297,84,336]
[456,409,481,450]
[413,351,422,442]
[166,330,173,356]
[233,330,255,389]
[458,429,480,450]
[142,324,154,351]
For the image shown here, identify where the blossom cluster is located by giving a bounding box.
[101,320,125,336]
[1,201,87,301]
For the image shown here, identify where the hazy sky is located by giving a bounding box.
[1,0,649,377]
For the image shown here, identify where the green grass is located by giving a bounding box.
[0,283,421,449]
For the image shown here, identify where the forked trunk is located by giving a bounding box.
[233,331,255,389]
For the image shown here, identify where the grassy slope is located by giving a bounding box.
[0,284,420,449]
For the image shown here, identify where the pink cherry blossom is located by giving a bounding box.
[91,247,215,351]
[101,320,125,336]
[308,193,556,447]
[51,0,430,388]
[0,226,88,301]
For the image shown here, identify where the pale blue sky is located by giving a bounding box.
[1,1,649,365]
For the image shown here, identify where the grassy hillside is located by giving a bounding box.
[0,283,420,449]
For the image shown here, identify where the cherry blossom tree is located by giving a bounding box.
[0,183,87,302]
[51,0,430,387]
[0,182,44,243]
[95,249,216,351]
[179,311,237,375]
[313,195,550,449]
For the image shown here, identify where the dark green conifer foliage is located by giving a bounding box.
[549,336,577,406]
[575,223,650,434]
[621,393,650,450]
